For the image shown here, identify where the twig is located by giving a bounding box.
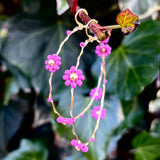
[66,0,108,40]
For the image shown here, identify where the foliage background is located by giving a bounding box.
[0,0,160,160]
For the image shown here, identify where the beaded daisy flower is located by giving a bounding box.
[63,66,85,88]
[91,106,106,120]
[45,54,61,72]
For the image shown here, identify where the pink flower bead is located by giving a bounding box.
[81,144,88,152]
[71,140,89,153]
[78,143,83,149]
[95,43,111,57]
[91,106,106,120]
[66,30,71,35]
[89,87,103,101]
[63,66,85,88]
[80,114,84,117]
[80,42,85,48]
[90,138,95,142]
[47,98,52,102]
[71,139,78,146]
[56,117,75,125]
[56,117,64,123]
[70,117,76,123]
[45,54,61,72]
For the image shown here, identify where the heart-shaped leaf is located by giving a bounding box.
[92,20,160,100]
[54,93,124,160]
[132,131,160,160]
[0,16,95,97]
[0,99,29,157]
[3,139,48,160]
[116,8,139,34]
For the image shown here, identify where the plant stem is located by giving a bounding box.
[66,0,108,40]
[99,24,121,30]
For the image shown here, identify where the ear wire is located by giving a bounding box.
[75,8,88,27]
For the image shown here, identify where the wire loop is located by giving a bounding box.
[85,19,98,41]
[75,8,88,27]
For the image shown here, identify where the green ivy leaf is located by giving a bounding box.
[3,77,19,105]
[132,131,160,160]
[0,99,29,157]
[19,0,57,19]
[119,0,160,18]
[0,16,95,97]
[120,98,144,128]
[55,93,124,160]
[93,20,160,100]
[3,139,48,160]
[19,0,41,14]
[56,0,69,15]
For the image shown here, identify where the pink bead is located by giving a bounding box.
[71,117,76,122]
[80,42,85,48]
[71,139,78,146]
[65,80,71,86]
[90,138,95,142]
[67,119,73,125]
[100,62,104,65]
[63,75,69,80]
[54,65,59,70]
[64,118,69,123]
[70,66,76,72]
[56,61,61,65]
[79,75,85,80]
[81,145,88,152]
[76,80,82,86]
[65,70,71,75]
[80,114,84,117]
[45,65,50,70]
[71,82,76,88]
[57,117,62,123]
[47,98,52,102]
[90,87,103,101]
[47,55,52,59]
[76,69,82,75]
[78,143,83,149]
[66,30,71,35]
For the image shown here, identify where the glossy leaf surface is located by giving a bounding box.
[56,93,124,160]
[132,131,160,160]
[3,139,48,160]
[92,20,160,100]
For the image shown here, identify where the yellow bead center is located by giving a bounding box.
[49,59,55,66]
[96,110,100,115]
[95,91,99,96]
[101,48,106,53]
[70,73,78,81]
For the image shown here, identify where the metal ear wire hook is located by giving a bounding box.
[75,8,88,28]
[85,19,98,41]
